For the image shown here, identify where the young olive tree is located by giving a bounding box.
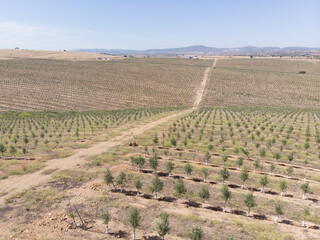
[220,167,229,185]
[260,175,268,193]
[134,177,143,196]
[244,192,256,216]
[156,212,170,240]
[221,185,232,213]
[240,167,249,189]
[166,161,174,176]
[188,226,204,240]
[184,163,193,179]
[116,171,126,192]
[149,173,164,199]
[198,185,210,208]
[174,178,187,203]
[101,210,111,234]
[128,207,141,240]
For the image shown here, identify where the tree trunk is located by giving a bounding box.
[247,209,250,217]
[274,216,279,222]
[178,198,181,204]
[302,194,305,200]
[137,191,140,196]
[132,231,136,240]
[302,220,305,227]
[154,193,157,200]
[106,225,109,234]
[241,184,244,189]
[202,201,205,208]
[260,187,264,193]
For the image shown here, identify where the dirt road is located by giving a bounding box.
[193,59,217,108]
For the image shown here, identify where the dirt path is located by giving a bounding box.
[193,59,217,108]
[0,60,214,205]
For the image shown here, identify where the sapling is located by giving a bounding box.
[204,151,210,166]
[68,212,77,227]
[200,167,209,182]
[198,185,210,208]
[135,155,145,173]
[149,172,164,199]
[220,167,229,185]
[166,161,174,176]
[221,185,232,213]
[236,157,243,170]
[184,163,193,179]
[286,166,293,179]
[104,168,115,190]
[301,183,310,200]
[240,167,249,189]
[253,159,260,173]
[279,180,287,198]
[101,210,111,234]
[174,178,187,203]
[116,171,126,192]
[302,206,310,227]
[244,192,256,216]
[156,212,170,240]
[149,156,159,172]
[134,177,142,196]
[260,175,268,193]
[274,202,283,222]
[128,207,141,240]
[188,226,204,240]
[222,155,228,167]
[270,163,276,175]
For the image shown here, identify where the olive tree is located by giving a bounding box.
[198,185,210,208]
[188,226,204,240]
[128,207,141,240]
[156,212,170,240]
[149,173,164,199]
[221,185,231,212]
[244,192,256,216]
[174,178,187,203]
[134,177,142,196]
[101,210,111,234]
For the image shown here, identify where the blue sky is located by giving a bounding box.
[0,0,319,50]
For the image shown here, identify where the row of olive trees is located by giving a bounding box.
[100,206,205,240]
[104,168,311,226]
[127,154,311,201]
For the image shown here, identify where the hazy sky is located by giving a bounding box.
[0,0,319,50]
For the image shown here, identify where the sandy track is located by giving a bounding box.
[193,59,217,108]
[0,59,214,204]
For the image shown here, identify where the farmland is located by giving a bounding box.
[1,56,320,239]
[0,58,209,112]
[201,59,320,108]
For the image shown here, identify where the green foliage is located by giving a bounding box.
[198,185,210,201]
[104,168,114,186]
[156,212,170,239]
[188,226,204,240]
[219,167,229,183]
[174,178,187,197]
[101,210,111,224]
[184,163,193,176]
[128,207,141,231]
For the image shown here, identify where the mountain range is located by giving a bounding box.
[72,45,320,56]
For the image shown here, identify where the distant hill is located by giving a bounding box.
[72,45,320,56]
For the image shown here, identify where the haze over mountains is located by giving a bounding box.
[72,45,320,56]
